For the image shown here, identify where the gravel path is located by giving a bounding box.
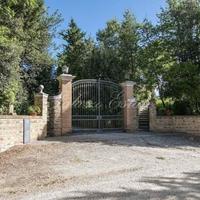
[0,132,200,200]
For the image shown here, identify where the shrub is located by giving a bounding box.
[172,101,193,115]
[156,98,174,116]
[156,98,195,116]
[27,105,41,115]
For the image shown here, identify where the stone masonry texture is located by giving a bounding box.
[149,103,200,136]
[0,93,48,152]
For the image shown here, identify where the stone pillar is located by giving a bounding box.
[121,81,137,133]
[34,85,48,138]
[58,74,75,135]
[34,85,48,119]
[149,102,156,132]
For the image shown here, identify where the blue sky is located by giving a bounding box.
[45,0,166,53]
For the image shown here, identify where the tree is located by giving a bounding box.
[0,0,61,113]
[136,0,200,113]
[96,19,122,82]
[58,11,140,83]
[119,10,139,80]
[159,0,200,64]
[137,20,174,104]
[94,11,140,83]
[157,0,200,113]
[18,0,61,99]
[0,0,30,113]
[165,62,200,113]
[58,19,90,80]
[80,37,96,79]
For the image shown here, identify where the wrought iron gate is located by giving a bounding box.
[72,79,123,131]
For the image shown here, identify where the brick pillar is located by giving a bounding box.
[149,102,156,132]
[48,95,62,136]
[58,74,75,135]
[121,81,137,133]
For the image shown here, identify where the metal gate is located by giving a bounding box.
[72,79,123,131]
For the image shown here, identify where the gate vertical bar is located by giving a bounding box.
[98,78,101,132]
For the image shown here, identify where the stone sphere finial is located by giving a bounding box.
[38,85,44,94]
[63,65,69,74]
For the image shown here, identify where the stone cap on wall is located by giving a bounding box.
[0,115,43,119]
[58,74,76,82]
[121,81,136,87]
[48,94,62,100]
[35,93,48,98]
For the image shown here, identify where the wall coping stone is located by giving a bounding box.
[121,81,136,87]
[157,115,200,118]
[0,115,43,119]
[35,93,48,98]
[48,94,62,100]
[58,74,76,81]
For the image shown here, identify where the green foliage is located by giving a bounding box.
[137,0,200,114]
[156,98,174,116]
[58,19,92,80]
[27,105,41,115]
[173,101,193,115]
[0,0,24,113]
[95,19,122,81]
[157,0,200,114]
[59,11,140,83]
[165,63,200,102]
[159,0,200,64]
[0,0,61,114]
[156,98,194,116]
[1,0,200,116]
[119,10,139,80]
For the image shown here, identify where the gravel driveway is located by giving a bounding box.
[0,132,200,200]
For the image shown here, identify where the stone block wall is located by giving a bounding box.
[0,116,47,152]
[149,103,200,136]
[0,92,48,152]
[0,117,23,152]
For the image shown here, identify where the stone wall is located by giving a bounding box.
[0,92,48,152]
[0,116,47,152]
[149,103,200,136]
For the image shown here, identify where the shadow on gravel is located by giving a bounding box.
[57,171,200,200]
[45,132,200,149]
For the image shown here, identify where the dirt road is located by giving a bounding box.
[0,132,200,200]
